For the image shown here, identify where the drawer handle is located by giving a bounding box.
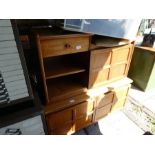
[5,128,22,135]
[69,99,75,103]
[64,43,71,49]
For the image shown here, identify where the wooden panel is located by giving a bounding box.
[97,92,114,108]
[89,68,109,88]
[113,85,129,102]
[40,36,89,57]
[45,93,89,114]
[46,108,73,130]
[95,104,112,121]
[75,101,94,119]
[90,49,111,69]
[109,63,127,80]
[89,44,133,88]
[75,114,93,131]
[50,122,73,135]
[111,98,126,111]
[111,45,130,64]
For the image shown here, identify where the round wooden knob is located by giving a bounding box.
[64,43,71,48]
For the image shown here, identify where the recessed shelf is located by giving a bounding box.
[46,77,87,103]
[44,60,86,79]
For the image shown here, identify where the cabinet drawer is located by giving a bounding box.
[46,108,73,130]
[97,92,114,108]
[40,35,90,58]
[95,104,112,121]
[50,122,73,135]
[75,100,94,119]
[0,115,45,135]
[75,114,93,131]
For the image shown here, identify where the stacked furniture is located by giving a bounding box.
[0,20,46,135]
[33,28,134,135]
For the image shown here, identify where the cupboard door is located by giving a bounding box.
[75,101,94,119]
[89,68,109,88]
[111,98,126,111]
[113,85,129,102]
[109,63,127,80]
[90,49,111,69]
[46,108,73,131]
[111,84,130,111]
[111,45,131,65]
[75,114,93,131]
[50,122,73,135]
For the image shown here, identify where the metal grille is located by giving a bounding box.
[0,71,10,104]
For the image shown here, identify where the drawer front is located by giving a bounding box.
[75,114,93,131]
[89,68,110,88]
[75,100,94,119]
[111,98,126,111]
[50,122,73,135]
[40,36,89,57]
[0,115,45,135]
[97,92,114,108]
[46,108,73,130]
[45,93,89,114]
[95,104,112,121]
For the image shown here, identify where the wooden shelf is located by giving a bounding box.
[44,60,86,79]
[47,78,87,103]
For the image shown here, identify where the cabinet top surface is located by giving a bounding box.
[32,28,90,40]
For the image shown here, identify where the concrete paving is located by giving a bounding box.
[74,110,144,135]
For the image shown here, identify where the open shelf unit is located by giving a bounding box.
[44,57,86,79]
[35,30,90,105]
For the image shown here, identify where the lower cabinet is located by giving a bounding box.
[45,83,131,134]
[46,100,94,135]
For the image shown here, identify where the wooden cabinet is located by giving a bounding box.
[34,29,90,105]
[33,28,134,135]
[89,44,134,88]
